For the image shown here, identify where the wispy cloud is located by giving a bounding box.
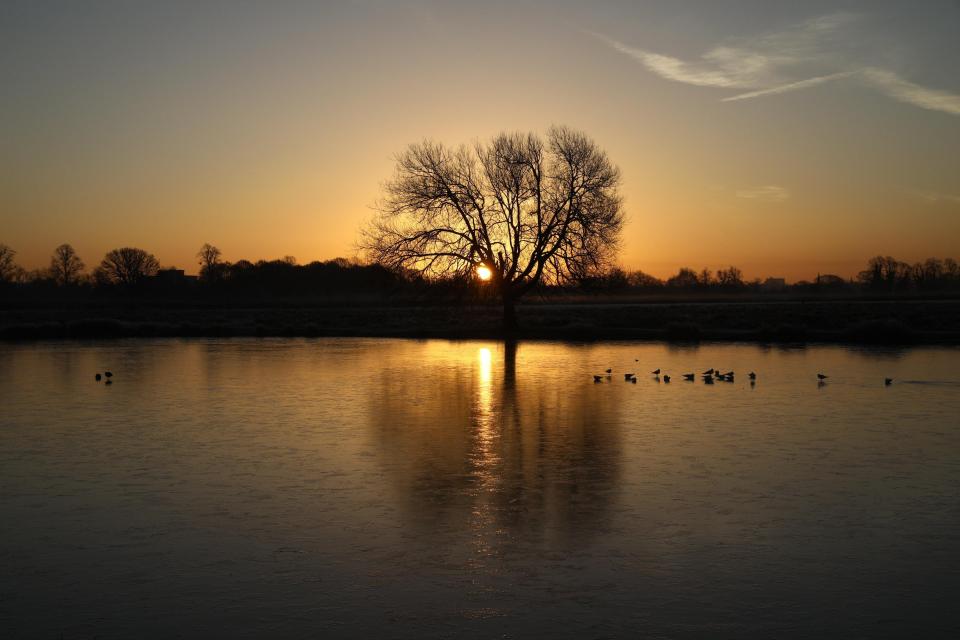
[595,35,770,88]
[594,13,960,117]
[736,186,790,202]
[861,68,960,116]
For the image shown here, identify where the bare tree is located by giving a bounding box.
[0,243,19,283]
[49,243,85,285]
[716,266,744,288]
[197,243,223,282]
[94,247,160,286]
[667,268,699,289]
[197,243,221,270]
[362,126,624,328]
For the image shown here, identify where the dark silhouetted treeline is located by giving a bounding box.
[2,242,959,304]
[579,257,960,294]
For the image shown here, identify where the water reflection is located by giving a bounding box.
[370,341,622,551]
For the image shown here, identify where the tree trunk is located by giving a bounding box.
[502,292,517,333]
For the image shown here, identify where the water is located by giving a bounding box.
[1,338,959,638]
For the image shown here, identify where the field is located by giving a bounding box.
[2,296,958,344]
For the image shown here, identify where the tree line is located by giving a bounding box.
[2,241,958,298]
[587,257,960,293]
[0,243,400,296]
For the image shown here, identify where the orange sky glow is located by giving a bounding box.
[2,2,958,282]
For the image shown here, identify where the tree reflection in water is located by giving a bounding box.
[368,341,623,559]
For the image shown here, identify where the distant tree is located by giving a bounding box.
[197,243,221,270]
[698,268,714,287]
[49,243,85,286]
[363,127,624,329]
[282,255,297,266]
[592,267,630,290]
[716,266,744,288]
[857,255,907,291]
[944,258,959,282]
[626,269,663,289]
[94,247,160,286]
[197,243,225,283]
[0,243,20,283]
[666,267,699,289]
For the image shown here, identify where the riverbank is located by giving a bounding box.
[2,298,959,344]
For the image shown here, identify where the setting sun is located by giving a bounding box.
[476,265,492,281]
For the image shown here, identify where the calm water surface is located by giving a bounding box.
[1,338,959,638]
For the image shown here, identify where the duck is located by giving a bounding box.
[104,371,113,378]
[663,374,671,383]
[593,375,604,383]
[651,368,660,375]
[105,379,113,385]
[748,371,756,380]
[605,368,612,374]
[683,373,695,381]
[95,373,102,381]
[817,373,828,381]
[624,373,636,381]
[885,378,893,386]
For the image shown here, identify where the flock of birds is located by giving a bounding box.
[94,371,114,384]
[593,366,895,386]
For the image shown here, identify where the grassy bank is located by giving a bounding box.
[2,298,959,344]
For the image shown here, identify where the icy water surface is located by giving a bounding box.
[1,339,959,638]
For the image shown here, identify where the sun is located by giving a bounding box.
[476,265,493,281]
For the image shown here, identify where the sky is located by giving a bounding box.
[1,0,959,281]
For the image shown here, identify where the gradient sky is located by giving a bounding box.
[2,0,958,281]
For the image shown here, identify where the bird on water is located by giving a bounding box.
[817,373,828,380]
[663,374,671,383]
[683,373,695,381]
[651,368,660,375]
[885,378,893,386]
[105,371,113,378]
[748,372,756,380]
[95,373,101,381]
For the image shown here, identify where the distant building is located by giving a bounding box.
[150,269,198,287]
[761,277,786,292]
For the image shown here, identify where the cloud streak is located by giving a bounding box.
[595,13,960,116]
[722,72,854,102]
[912,190,960,205]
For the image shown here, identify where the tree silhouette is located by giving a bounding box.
[49,244,85,285]
[0,244,19,283]
[94,247,160,286]
[667,267,699,289]
[363,126,624,329]
[716,266,744,288]
[197,243,224,282]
